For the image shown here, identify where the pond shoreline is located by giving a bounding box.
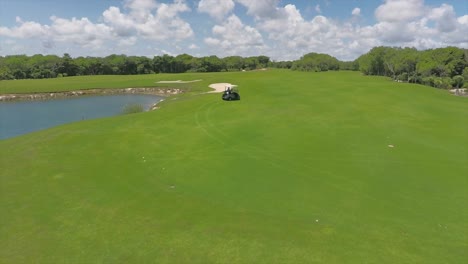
[0,87,184,102]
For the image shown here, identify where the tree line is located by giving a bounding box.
[355,46,467,89]
[0,53,270,80]
[285,52,359,72]
[1,46,466,89]
[287,47,467,89]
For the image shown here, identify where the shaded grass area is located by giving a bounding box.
[1,70,467,263]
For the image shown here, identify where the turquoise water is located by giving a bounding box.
[0,94,163,140]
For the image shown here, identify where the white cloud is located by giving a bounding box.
[315,4,321,14]
[251,0,468,60]
[104,0,193,41]
[198,0,235,20]
[49,16,112,47]
[459,15,468,25]
[352,8,360,16]
[124,0,157,11]
[428,4,457,32]
[102,6,136,37]
[235,0,281,19]
[204,37,220,46]
[189,44,199,49]
[204,15,266,56]
[375,0,425,22]
[0,0,193,53]
[118,36,138,47]
[0,17,49,38]
[0,0,467,61]
[252,4,356,59]
[368,1,468,48]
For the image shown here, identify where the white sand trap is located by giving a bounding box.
[156,79,202,84]
[208,83,236,93]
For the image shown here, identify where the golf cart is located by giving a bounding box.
[222,85,240,101]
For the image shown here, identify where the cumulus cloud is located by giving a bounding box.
[204,15,266,55]
[104,0,193,40]
[102,7,136,37]
[49,16,112,47]
[125,0,157,12]
[0,17,49,38]
[369,0,467,48]
[235,0,281,19]
[250,4,358,59]
[352,8,360,16]
[315,4,321,14]
[428,4,457,32]
[239,0,468,60]
[198,0,235,20]
[0,0,467,60]
[118,36,138,47]
[375,0,425,22]
[0,0,193,52]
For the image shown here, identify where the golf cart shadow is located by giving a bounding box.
[222,86,240,101]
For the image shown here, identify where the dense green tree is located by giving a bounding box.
[416,47,465,78]
[270,60,293,69]
[201,56,225,72]
[223,56,244,71]
[0,66,13,80]
[339,61,359,71]
[452,75,464,88]
[243,57,259,70]
[57,53,79,76]
[356,46,468,89]
[356,47,390,76]
[291,52,340,72]
[257,55,270,68]
[174,54,194,73]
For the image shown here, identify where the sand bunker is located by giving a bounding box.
[156,80,202,84]
[208,83,235,93]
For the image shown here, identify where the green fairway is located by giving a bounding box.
[0,72,218,94]
[1,70,467,263]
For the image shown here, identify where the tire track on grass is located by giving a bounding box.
[195,99,296,173]
[195,100,226,146]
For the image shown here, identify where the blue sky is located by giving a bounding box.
[0,0,467,60]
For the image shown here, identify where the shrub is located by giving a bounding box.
[121,103,144,115]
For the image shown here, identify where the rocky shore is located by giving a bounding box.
[0,87,183,102]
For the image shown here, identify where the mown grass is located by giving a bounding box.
[1,70,467,263]
[0,72,225,94]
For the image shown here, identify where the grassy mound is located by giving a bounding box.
[1,70,467,263]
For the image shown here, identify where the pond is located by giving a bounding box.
[0,94,163,140]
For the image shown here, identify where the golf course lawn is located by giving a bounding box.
[1,70,467,263]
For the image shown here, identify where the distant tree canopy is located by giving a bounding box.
[1,46,467,89]
[291,52,341,72]
[0,54,270,80]
[355,46,467,88]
